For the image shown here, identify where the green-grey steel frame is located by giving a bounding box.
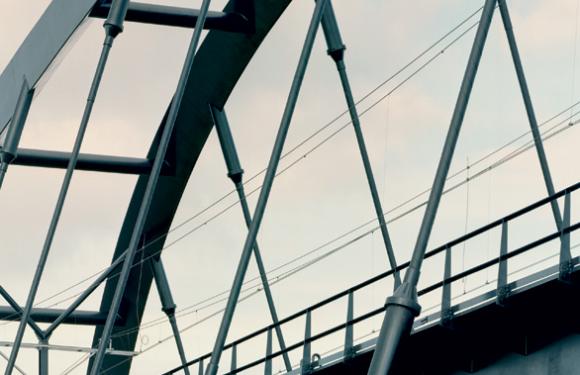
[88,1,294,373]
[0,0,293,373]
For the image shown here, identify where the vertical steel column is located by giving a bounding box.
[320,1,401,287]
[204,2,328,374]
[210,105,292,371]
[367,1,497,373]
[151,258,191,375]
[38,338,48,375]
[4,2,131,373]
[0,78,34,190]
[89,0,213,372]
[498,0,562,231]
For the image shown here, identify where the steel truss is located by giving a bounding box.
[0,0,568,374]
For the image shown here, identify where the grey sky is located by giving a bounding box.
[1,0,579,373]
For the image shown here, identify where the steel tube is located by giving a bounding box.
[38,338,48,375]
[368,1,498,373]
[12,148,164,175]
[320,1,400,285]
[151,259,191,375]
[4,0,129,368]
[204,2,328,374]
[497,0,562,231]
[0,307,110,326]
[89,0,213,371]
[0,288,44,340]
[210,105,292,371]
[44,253,125,337]
[90,2,250,33]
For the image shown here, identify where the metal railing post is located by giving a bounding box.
[344,291,354,359]
[264,328,273,375]
[440,246,453,325]
[496,221,509,305]
[301,310,312,375]
[559,193,572,280]
[204,2,328,373]
[320,0,401,287]
[367,1,498,373]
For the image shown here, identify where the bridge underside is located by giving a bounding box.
[316,266,580,374]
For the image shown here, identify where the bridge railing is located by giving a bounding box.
[163,181,579,375]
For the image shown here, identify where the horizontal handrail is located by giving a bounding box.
[163,182,579,374]
[226,222,580,374]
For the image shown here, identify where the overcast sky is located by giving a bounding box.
[1,0,579,374]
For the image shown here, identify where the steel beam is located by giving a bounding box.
[88,0,213,372]
[90,0,294,372]
[205,1,328,373]
[0,0,99,132]
[12,148,169,175]
[4,2,131,372]
[90,2,251,33]
[367,1,498,373]
[0,307,110,326]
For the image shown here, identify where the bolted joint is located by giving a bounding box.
[227,169,244,184]
[385,280,421,316]
[162,304,177,316]
[103,0,131,38]
[320,1,346,62]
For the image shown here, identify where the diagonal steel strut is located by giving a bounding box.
[4,1,131,373]
[210,105,293,372]
[320,0,401,288]
[88,0,214,372]
[205,1,329,374]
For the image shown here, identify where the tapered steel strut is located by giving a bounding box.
[89,0,213,372]
[0,78,33,190]
[367,0,497,373]
[210,106,293,372]
[497,0,562,231]
[205,1,329,374]
[320,1,401,288]
[4,2,131,373]
[151,258,191,375]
